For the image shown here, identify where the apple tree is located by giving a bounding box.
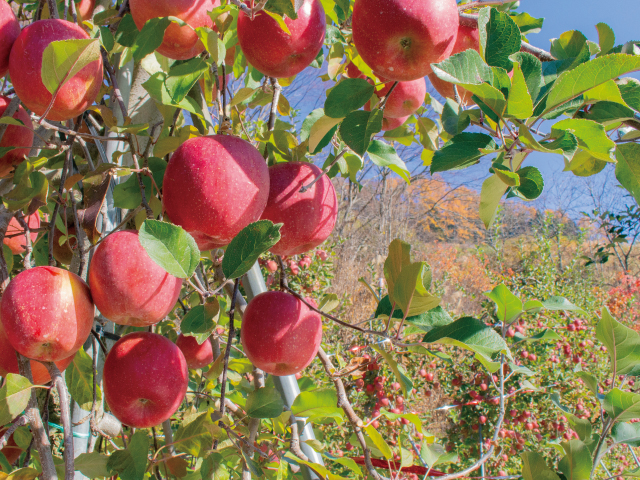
[0,0,639,479]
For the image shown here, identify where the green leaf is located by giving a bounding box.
[181,299,220,345]
[494,167,520,188]
[173,412,214,457]
[545,54,640,114]
[511,12,544,35]
[604,388,640,423]
[195,27,226,64]
[596,23,616,56]
[324,79,374,118]
[318,293,340,313]
[376,296,453,330]
[2,244,13,274]
[551,119,615,161]
[308,114,342,154]
[393,262,440,317]
[616,142,640,205]
[521,452,561,480]
[75,452,113,479]
[371,345,413,397]
[41,38,101,94]
[564,149,608,177]
[431,133,497,173]
[339,109,382,156]
[106,430,149,480]
[364,425,392,460]
[506,62,534,118]
[542,296,587,315]
[138,220,200,278]
[519,125,578,160]
[65,347,101,412]
[245,387,285,419]
[291,389,344,423]
[485,284,523,323]
[367,140,410,183]
[323,455,362,477]
[0,374,33,426]
[510,52,543,102]
[479,173,508,229]
[115,14,139,47]
[422,317,510,367]
[619,78,640,112]
[222,220,282,279]
[384,239,412,307]
[517,166,545,199]
[523,329,562,343]
[264,0,298,19]
[558,440,592,480]
[379,409,422,433]
[164,58,209,104]
[3,172,49,213]
[611,422,640,447]
[431,49,493,86]
[300,108,325,142]
[462,83,507,117]
[596,307,640,376]
[583,79,628,106]
[284,454,344,480]
[478,7,522,71]
[131,17,171,62]
[113,158,166,209]
[550,31,588,60]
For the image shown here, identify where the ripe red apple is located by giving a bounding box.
[375,78,427,118]
[259,162,337,256]
[176,334,214,370]
[427,25,480,106]
[130,0,220,60]
[163,135,269,251]
[352,0,458,81]
[237,0,326,78]
[89,230,183,327]
[241,291,322,376]
[103,332,188,428]
[52,224,76,265]
[0,1,20,79]
[0,321,74,385]
[0,96,35,178]
[3,213,40,255]
[76,0,95,23]
[0,266,94,362]
[9,19,103,122]
[265,260,278,273]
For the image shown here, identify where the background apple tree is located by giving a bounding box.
[0,0,639,479]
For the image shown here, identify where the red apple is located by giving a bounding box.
[76,0,95,23]
[103,332,188,428]
[9,19,103,121]
[88,230,183,327]
[259,162,337,256]
[0,96,35,178]
[176,334,214,370]
[52,224,76,265]
[130,0,220,60]
[375,78,427,118]
[241,291,322,376]
[0,1,20,79]
[427,25,480,106]
[3,213,40,255]
[0,266,94,362]
[352,0,458,81]
[237,0,326,78]
[0,320,75,385]
[0,427,22,467]
[162,135,269,251]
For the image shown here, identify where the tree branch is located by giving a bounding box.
[45,362,74,480]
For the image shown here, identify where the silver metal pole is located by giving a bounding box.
[242,262,323,480]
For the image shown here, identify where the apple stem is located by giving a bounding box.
[45,362,75,480]
[378,82,399,112]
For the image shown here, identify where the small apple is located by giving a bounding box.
[237,0,326,78]
[241,291,322,376]
[1,266,94,362]
[3,213,40,255]
[88,230,183,327]
[260,162,337,256]
[0,96,35,178]
[130,0,221,60]
[0,1,20,79]
[9,19,103,121]
[76,0,95,23]
[163,135,269,251]
[374,78,427,119]
[176,334,214,370]
[103,332,188,428]
[352,0,458,81]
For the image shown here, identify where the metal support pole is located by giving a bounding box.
[479,423,485,480]
[242,262,323,480]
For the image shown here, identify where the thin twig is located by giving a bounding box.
[299,149,347,193]
[0,415,28,451]
[45,362,74,480]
